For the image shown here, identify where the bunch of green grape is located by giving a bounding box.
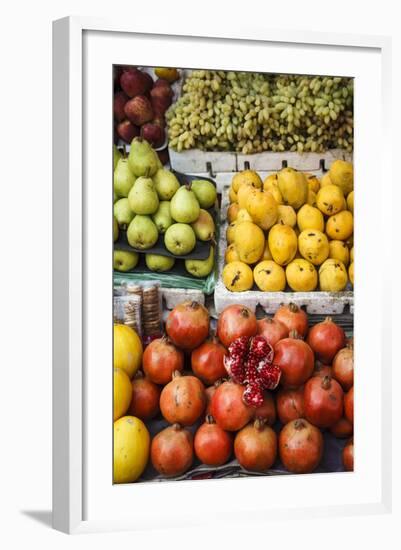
[166,70,353,154]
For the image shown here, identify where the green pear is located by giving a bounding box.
[113,249,139,272]
[113,216,119,242]
[152,201,173,233]
[114,157,136,198]
[128,176,159,215]
[191,180,217,209]
[185,246,215,278]
[191,209,215,241]
[113,191,118,203]
[164,223,196,255]
[114,198,135,229]
[170,185,200,223]
[127,215,158,250]
[128,137,159,177]
[113,145,122,171]
[145,254,175,272]
[153,169,180,200]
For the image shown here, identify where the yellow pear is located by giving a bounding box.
[329,160,353,196]
[226,221,238,244]
[328,240,350,266]
[268,223,298,266]
[237,183,256,209]
[229,186,238,204]
[320,173,332,187]
[245,188,278,230]
[319,259,348,291]
[307,189,317,206]
[227,202,239,223]
[253,261,286,292]
[236,208,253,223]
[347,191,354,213]
[225,243,240,263]
[349,262,354,285]
[262,240,273,261]
[234,221,265,264]
[298,230,329,266]
[222,261,254,292]
[297,204,324,232]
[277,205,297,227]
[325,211,353,240]
[231,170,262,193]
[305,173,320,193]
[286,259,318,291]
[316,185,345,216]
[277,167,308,210]
[263,174,283,204]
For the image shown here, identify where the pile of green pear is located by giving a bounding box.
[113,138,217,278]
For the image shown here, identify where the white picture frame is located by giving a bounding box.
[52,16,392,534]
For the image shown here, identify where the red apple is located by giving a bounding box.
[140,122,165,148]
[113,91,129,123]
[124,95,154,126]
[120,68,153,98]
[116,120,140,144]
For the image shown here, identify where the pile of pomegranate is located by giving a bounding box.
[130,300,354,478]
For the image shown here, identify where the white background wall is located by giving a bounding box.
[0,0,399,548]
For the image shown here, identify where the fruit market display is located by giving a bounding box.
[167,71,353,153]
[114,66,180,151]
[114,137,217,278]
[113,301,354,483]
[222,160,354,292]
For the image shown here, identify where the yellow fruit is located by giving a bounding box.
[320,173,332,187]
[234,221,265,264]
[114,324,143,378]
[226,221,238,244]
[277,205,297,227]
[154,67,180,82]
[329,160,353,196]
[114,416,150,483]
[277,167,308,210]
[350,246,354,262]
[227,203,239,223]
[297,204,324,232]
[225,243,240,263]
[263,175,283,204]
[222,261,254,292]
[268,224,298,266]
[246,189,278,230]
[326,210,353,240]
[306,174,320,193]
[262,241,273,261]
[347,191,354,213]
[349,262,354,285]
[232,170,262,193]
[319,259,348,291]
[114,368,133,421]
[286,259,318,291]
[307,189,317,206]
[229,186,238,203]
[328,240,350,266]
[237,208,253,223]
[253,261,286,292]
[237,183,255,209]
[316,184,345,216]
[298,230,329,266]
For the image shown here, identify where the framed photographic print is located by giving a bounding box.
[52,17,392,534]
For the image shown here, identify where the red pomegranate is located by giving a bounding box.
[234,419,277,472]
[128,372,161,420]
[344,386,354,424]
[273,303,309,337]
[210,380,253,431]
[304,375,343,428]
[142,336,184,385]
[342,438,354,471]
[252,391,276,425]
[204,380,224,416]
[312,362,333,379]
[307,318,345,364]
[279,418,323,473]
[330,417,353,438]
[151,424,193,477]
[216,305,257,347]
[274,332,314,388]
[160,371,205,426]
[257,317,288,347]
[276,386,305,424]
[332,347,354,391]
[166,301,209,350]
[194,415,232,466]
[191,336,227,385]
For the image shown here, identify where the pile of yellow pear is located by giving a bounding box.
[223,160,354,293]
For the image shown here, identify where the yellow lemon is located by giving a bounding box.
[114,416,150,483]
[286,259,318,291]
[114,368,133,421]
[114,324,143,378]
[222,261,254,292]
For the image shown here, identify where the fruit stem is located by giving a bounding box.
[254,418,266,431]
[172,423,181,431]
[289,303,300,313]
[205,414,215,424]
[321,375,332,390]
[294,419,306,430]
[172,370,182,379]
[289,329,300,339]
